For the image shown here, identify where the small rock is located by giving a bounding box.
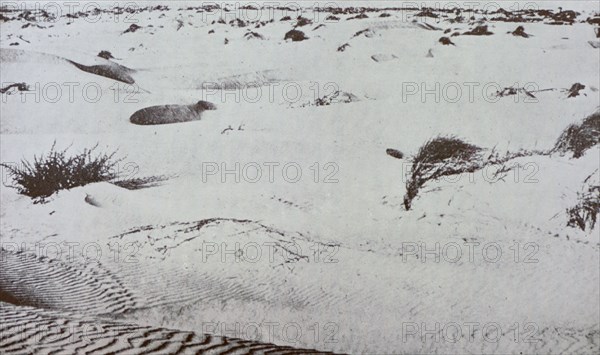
[386,148,404,159]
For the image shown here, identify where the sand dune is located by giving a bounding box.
[1,48,137,84]
[0,248,137,315]
[0,302,334,354]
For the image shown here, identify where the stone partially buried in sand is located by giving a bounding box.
[130,101,216,125]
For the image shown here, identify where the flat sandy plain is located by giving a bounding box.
[1,1,599,354]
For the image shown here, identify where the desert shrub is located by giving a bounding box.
[463,25,493,35]
[295,16,312,27]
[402,136,547,210]
[1,143,122,202]
[404,136,483,210]
[567,181,599,231]
[552,112,600,158]
[284,29,308,41]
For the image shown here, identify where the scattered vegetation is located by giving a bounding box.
[314,91,359,106]
[552,112,600,158]
[402,111,599,210]
[496,86,536,99]
[297,90,359,108]
[352,28,376,38]
[1,143,123,203]
[463,25,493,35]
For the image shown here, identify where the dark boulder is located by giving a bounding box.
[130,101,216,125]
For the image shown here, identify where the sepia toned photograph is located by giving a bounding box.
[1,1,599,354]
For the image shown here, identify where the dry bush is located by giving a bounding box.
[1,143,122,203]
[403,136,483,210]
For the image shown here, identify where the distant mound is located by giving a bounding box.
[0,48,136,84]
[130,101,216,125]
[67,59,136,84]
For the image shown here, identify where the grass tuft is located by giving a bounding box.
[567,172,599,232]
[552,112,600,158]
